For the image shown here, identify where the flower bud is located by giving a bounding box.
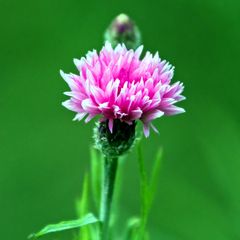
[104,13,141,50]
[94,120,136,158]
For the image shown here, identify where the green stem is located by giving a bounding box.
[100,157,118,240]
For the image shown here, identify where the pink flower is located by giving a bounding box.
[61,42,185,137]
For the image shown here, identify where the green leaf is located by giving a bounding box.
[137,141,150,240]
[136,142,163,240]
[90,147,103,211]
[125,216,150,240]
[149,147,163,209]
[29,213,99,239]
[76,174,91,240]
[125,217,141,240]
[109,156,126,240]
[76,173,89,218]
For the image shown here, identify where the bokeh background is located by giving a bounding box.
[1,0,240,239]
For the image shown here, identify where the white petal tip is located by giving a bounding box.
[151,123,159,134]
[135,45,144,57]
[73,58,79,65]
[143,123,150,138]
[60,69,64,76]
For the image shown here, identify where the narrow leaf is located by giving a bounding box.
[110,156,126,239]
[125,217,141,240]
[76,173,89,218]
[29,213,99,239]
[137,141,150,239]
[136,142,164,240]
[149,147,163,208]
[90,147,103,210]
[76,174,91,240]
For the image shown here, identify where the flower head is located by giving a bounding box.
[61,42,185,137]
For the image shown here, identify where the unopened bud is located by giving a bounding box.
[104,13,141,50]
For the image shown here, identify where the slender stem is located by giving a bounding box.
[100,157,118,240]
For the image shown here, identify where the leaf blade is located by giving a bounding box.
[76,173,89,218]
[76,173,91,240]
[149,147,163,211]
[137,141,150,239]
[29,213,99,239]
[90,147,103,211]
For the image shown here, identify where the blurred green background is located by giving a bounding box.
[1,0,240,239]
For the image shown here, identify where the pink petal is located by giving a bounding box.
[85,114,95,123]
[164,106,186,115]
[108,119,114,133]
[143,123,150,138]
[142,109,164,122]
[81,99,99,114]
[73,112,87,121]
